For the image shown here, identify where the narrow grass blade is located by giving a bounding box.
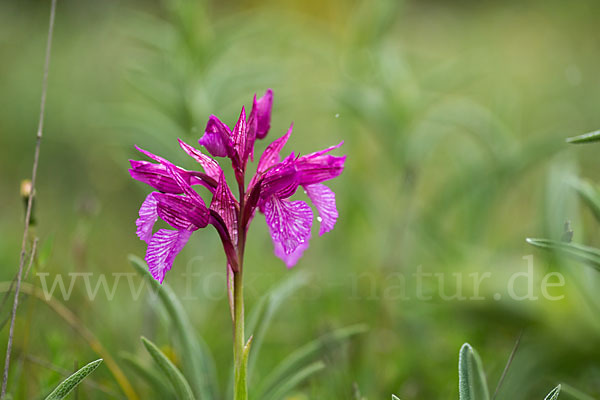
[263,361,325,400]
[559,383,595,400]
[246,271,309,377]
[569,177,600,221]
[392,396,401,400]
[526,238,600,271]
[566,130,600,144]
[256,324,368,398]
[120,353,175,399]
[129,254,218,399]
[44,359,102,400]
[458,343,490,400]
[141,337,195,400]
[226,271,309,399]
[544,385,560,400]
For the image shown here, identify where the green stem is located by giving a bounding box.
[233,269,247,400]
[233,173,248,400]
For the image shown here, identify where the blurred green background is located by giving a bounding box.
[2,0,600,398]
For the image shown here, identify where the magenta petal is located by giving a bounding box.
[245,96,259,162]
[256,125,292,175]
[136,192,159,243]
[199,115,233,158]
[130,160,185,194]
[178,139,222,181]
[260,162,299,200]
[145,229,192,283]
[296,144,346,186]
[255,89,273,139]
[304,183,338,235]
[155,192,209,230]
[264,196,313,258]
[274,238,310,268]
[210,173,239,243]
[162,161,207,206]
[232,107,247,161]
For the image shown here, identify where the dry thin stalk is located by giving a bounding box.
[491,330,524,400]
[0,282,139,400]
[1,0,58,397]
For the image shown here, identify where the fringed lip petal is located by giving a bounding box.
[145,229,193,283]
[136,192,159,243]
[304,183,338,235]
[274,238,310,268]
[264,196,313,258]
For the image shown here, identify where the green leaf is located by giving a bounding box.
[256,324,368,398]
[129,254,218,399]
[569,177,600,221]
[44,359,102,400]
[458,343,490,400]
[544,385,560,400]
[526,238,600,272]
[566,130,600,144]
[141,337,195,400]
[229,270,309,399]
[559,383,595,400]
[120,353,175,399]
[262,361,325,400]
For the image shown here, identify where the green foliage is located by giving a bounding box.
[129,255,218,399]
[255,324,368,399]
[458,343,489,400]
[141,337,195,400]
[262,360,325,400]
[120,352,175,399]
[566,130,600,144]
[544,385,561,400]
[526,238,600,272]
[43,359,102,400]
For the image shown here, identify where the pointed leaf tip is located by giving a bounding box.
[566,130,600,144]
[544,384,561,400]
[44,359,103,400]
[458,343,490,400]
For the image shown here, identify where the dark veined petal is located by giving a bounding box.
[274,238,310,268]
[161,160,207,206]
[130,160,190,194]
[304,183,338,235]
[260,161,299,201]
[245,96,259,162]
[255,89,273,139]
[210,173,239,243]
[155,192,210,230]
[256,124,292,175]
[264,196,313,259]
[232,106,247,164]
[178,139,222,181]
[136,192,159,243]
[145,229,193,283]
[296,142,346,186]
[199,115,233,158]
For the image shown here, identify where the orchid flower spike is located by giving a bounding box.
[130,89,346,283]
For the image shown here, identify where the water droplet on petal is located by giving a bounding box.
[317,216,323,222]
